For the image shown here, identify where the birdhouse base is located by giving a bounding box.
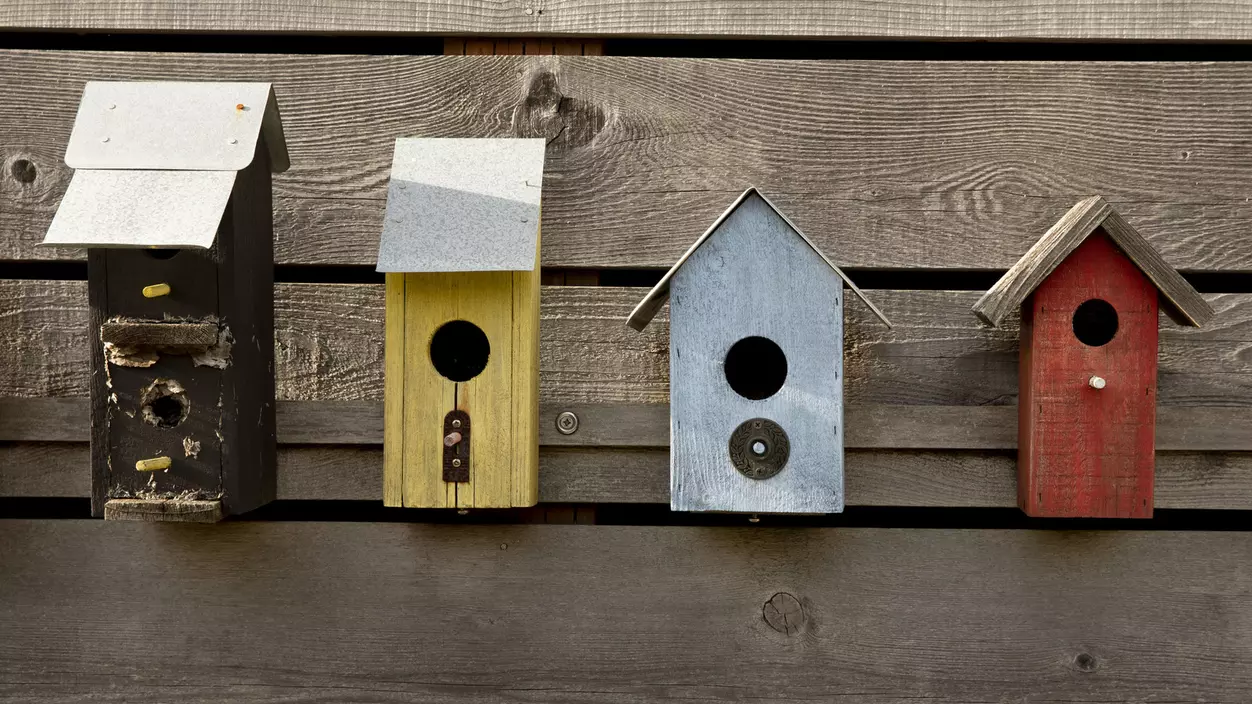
[103,499,223,523]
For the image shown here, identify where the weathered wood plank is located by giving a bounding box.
[6,442,1252,509]
[4,281,1251,408]
[2,521,1251,703]
[2,1,1250,40]
[8,52,1252,270]
[4,397,1249,453]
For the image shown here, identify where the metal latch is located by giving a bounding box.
[442,410,470,483]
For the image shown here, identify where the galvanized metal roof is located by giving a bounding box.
[627,188,892,331]
[42,170,236,249]
[65,81,289,172]
[375,138,546,273]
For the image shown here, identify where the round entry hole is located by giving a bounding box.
[139,380,189,429]
[1072,299,1119,347]
[724,336,787,400]
[143,248,180,260]
[430,320,490,382]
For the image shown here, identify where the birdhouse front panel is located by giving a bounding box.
[668,193,845,514]
[1019,231,1159,518]
[377,137,544,510]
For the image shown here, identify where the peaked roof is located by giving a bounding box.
[972,196,1213,327]
[627,188,892,331]
[375,138,545,273]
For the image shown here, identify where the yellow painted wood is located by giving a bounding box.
[382,272,406,507]
[454,271,514,509]
[511,240,541,507]
[402,272,457,508]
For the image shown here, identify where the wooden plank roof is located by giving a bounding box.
[972,197,1214,328]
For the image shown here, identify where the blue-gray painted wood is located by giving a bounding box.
[669,192,844,513]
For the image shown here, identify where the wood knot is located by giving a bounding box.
[762,592,806,636]
[8,158,37,184]
[513,70,605,149]
[1073,652,1098,673]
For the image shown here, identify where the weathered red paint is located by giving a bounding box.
[1018,230,1159,518]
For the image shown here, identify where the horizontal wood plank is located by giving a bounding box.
[2,1,1250,40]
[7,53,1252,270]
[1,521,1251,702]
[4,282,1250,409]
[5,397,1250,452]
[6,442,1252,509]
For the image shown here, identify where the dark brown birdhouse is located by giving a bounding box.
[41,81,289,522]
[973,197,1213,519]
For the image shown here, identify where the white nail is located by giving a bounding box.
[1089,376,1106,389]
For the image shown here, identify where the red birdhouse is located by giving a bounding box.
[973,197,1214,518]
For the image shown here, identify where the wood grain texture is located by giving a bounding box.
[8,52,1252,271]
[2,521,1252,702]
[669,193,845,513]
[1020,234,1158,518]
[3,1,1252,40]
[101,498,222,522]
[6,442,1252,509]
[4,282,1252,410]
[98,321,219,347]
[973,197,1213,327]
[4,398,1249,452]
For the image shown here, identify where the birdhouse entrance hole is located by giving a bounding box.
[143,248,180,260]
[430,320,491,382]
[1072,298,1119,347]
[724,336,787,400]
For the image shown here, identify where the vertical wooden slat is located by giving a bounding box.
[403,273,457,508]
[382,272,406,506]
[453,272,514,508]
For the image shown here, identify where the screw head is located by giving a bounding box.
[452,419,462,428]
[556,411,579,435]
[228,137,238,145]
[101,137,110,143]
[525,6,534,14]
[452,458,461,467]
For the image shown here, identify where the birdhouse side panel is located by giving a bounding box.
[669,194,845,514]
[1020,232,1159,518]
[382,272,407,507]
[510,265,541,508]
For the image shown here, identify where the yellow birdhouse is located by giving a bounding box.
[375,138,544,509]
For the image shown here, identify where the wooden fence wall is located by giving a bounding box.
[2,5,1252,701]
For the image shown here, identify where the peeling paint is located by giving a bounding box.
[183,437,202,459]
[191,325,233,369]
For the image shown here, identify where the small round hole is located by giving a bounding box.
[1072,299,1119,347]
[9,159,36,184]
[430,320,490,382]
[148,396,184,428]
[139,380,189,429]
[724,336,787,400]
[143,248,180,260]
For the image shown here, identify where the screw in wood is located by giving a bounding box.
[142,283,172,298]
[236,103,246,111]
[451,419,462,429]
[451,459,461,467]
[134,456,172,472]
[1089,376,1107,389]
[556,411,579,435]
